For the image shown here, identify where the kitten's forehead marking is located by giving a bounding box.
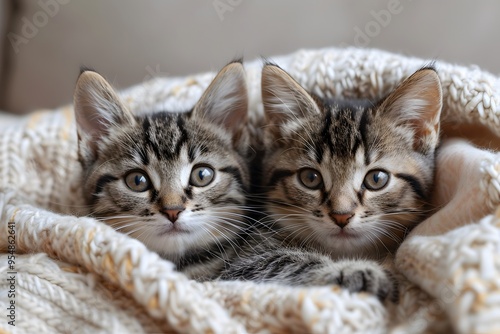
[311,107,365,165]
[139,114,191,163]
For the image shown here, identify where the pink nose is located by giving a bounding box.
[329,213,354,228]
[161,207,185,223]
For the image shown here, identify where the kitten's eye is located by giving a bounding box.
[298,168,323,190]
[364,170,389,191]
[190,165,215,187]
[124,171,151,192]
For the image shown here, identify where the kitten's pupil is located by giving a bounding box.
[135,175,146,186]
[199,168,210,180]
[307,172,316,183]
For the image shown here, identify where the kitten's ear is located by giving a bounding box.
[261,64,321,126]
[379,68,442,153]
[74,69,135,143]
[192,62,248,135]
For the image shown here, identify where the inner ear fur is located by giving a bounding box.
[192,61,248,139]
[379,67,442,152]
[261,64,321,126]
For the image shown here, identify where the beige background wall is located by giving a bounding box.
[1,0,500,113]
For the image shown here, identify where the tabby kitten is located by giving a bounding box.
[259,64,442,260]
[74,62,251,280]
[220,65,440,301]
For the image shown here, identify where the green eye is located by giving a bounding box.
[364,170,389,191]
[190,165,215,187]
[298,168,323,190]
[125,171,151,192]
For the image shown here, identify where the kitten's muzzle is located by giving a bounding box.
[329,212,354,229]
[160,206,185,223]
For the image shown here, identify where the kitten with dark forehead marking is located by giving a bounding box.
[74,62,252,279]
[259,64,441,259]
[221,64,441,301]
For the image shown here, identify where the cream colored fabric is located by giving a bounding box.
[0,47,499,333]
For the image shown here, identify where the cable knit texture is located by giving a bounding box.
[1,47,499,333]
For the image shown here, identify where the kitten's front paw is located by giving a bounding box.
[334,261,398,302]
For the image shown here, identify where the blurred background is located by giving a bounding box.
[0,0,499,114]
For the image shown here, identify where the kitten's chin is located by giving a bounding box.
[321,231,366,251]
[158,224,191,236]
[330,229,360,239]
[313,227,388,260]
[121,218,199,257]
[137,229,203,259]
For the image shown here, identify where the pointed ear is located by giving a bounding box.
[261,64,321,127]
[379,67,442,153]
[74,70,135,143]
[192,62,248,135]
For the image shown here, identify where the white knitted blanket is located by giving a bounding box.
[1,47,500,334]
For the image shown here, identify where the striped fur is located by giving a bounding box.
[74,62,252,280]
[218,64,441,300]
[259,64,442,260]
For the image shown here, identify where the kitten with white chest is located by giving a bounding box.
[221,64,441,301]
[74,62,252,279]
